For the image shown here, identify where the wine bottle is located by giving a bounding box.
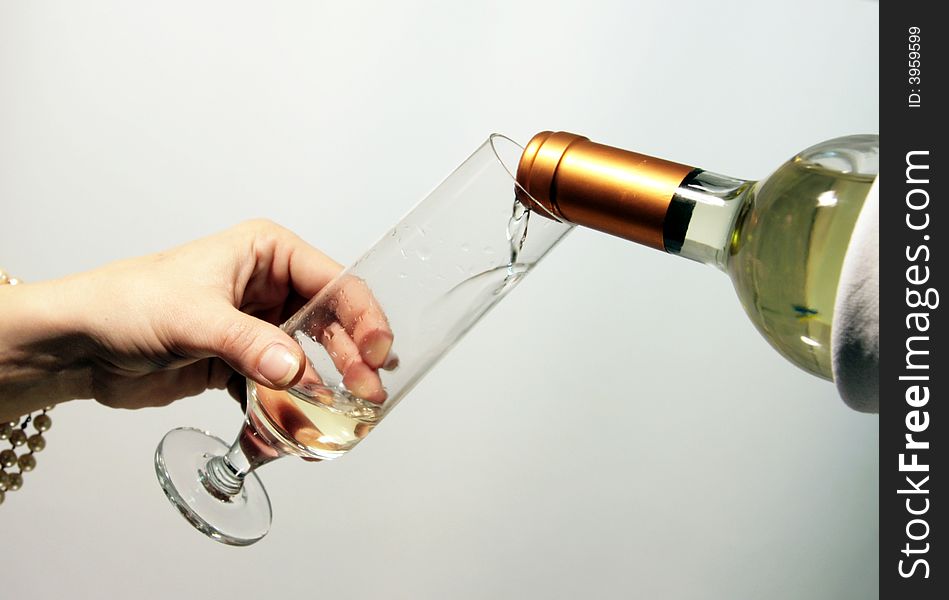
[515,132,878,403]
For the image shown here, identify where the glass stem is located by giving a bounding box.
[201,422,281,500]
[202,441,251,499]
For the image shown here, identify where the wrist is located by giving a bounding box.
[0,277,94,419]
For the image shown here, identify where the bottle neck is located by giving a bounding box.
[516,131,753,271]
[665,169,752,270]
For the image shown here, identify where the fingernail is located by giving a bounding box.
[344,363,388,404]
[381,351,400,371]
[259,344,300,387]
[362,333,393,369]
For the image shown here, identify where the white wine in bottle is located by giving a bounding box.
[515,132,878,401]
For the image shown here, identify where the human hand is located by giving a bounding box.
[0,220,393,419]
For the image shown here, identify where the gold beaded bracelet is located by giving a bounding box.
[0,268,53,506]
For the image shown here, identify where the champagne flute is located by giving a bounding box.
[154,134,573,545]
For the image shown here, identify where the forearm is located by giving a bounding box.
[0,280,93,421]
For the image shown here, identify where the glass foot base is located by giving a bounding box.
[155,427,271,546]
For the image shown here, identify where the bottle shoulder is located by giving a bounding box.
[790,134,879,179]
[723,136,876,379]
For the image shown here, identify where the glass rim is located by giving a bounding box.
[488,133,566,224]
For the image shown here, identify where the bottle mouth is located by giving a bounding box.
[509,131,592,223]
[488,132,567,223]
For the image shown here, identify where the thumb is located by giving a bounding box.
[202,308,305,390]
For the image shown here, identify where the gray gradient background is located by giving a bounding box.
[0,1,878,598]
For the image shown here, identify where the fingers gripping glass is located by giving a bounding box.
[154,135,573,545]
